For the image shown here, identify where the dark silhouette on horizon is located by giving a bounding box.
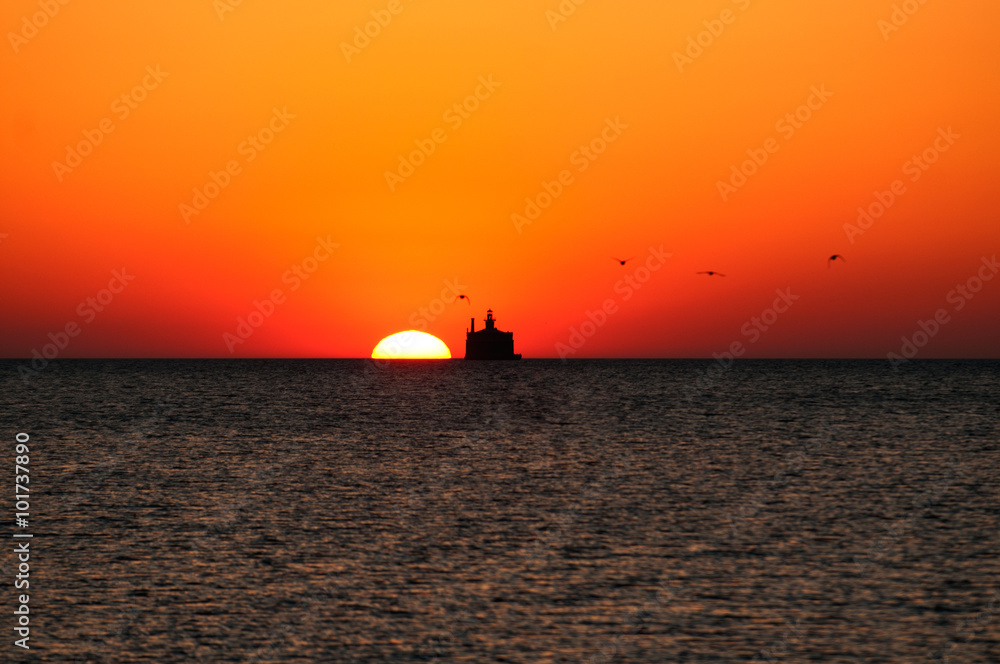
[465,310,521,360]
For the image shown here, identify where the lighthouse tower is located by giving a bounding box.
[465,310,521,360]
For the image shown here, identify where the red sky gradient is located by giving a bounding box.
[1,0,998,359]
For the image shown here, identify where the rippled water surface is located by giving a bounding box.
[2,359,998,662]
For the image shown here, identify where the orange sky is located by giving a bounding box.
[2,0,998,359]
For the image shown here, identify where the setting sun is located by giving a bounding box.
[371,331,451,360]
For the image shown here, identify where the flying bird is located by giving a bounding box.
[458,294,471,305]
[697,271,726,277]
[828,254,846,267]
[614,257,634,266]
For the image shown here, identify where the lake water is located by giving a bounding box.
[2,359,998,662]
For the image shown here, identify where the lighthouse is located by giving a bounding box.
[465,310,521,360]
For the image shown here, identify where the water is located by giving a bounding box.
[2,359,998,662]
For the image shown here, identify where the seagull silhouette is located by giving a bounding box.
[457,294,471,305]
[828,254,846,268]
[613,257,634,266]
[697,271,726,277]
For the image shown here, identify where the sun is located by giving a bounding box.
[371,330,451,359]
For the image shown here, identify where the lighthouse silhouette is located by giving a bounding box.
[465,310,521,360]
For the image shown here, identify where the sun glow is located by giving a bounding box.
[371,330,451,360]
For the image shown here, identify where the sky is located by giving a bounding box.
[1,0,998,359]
